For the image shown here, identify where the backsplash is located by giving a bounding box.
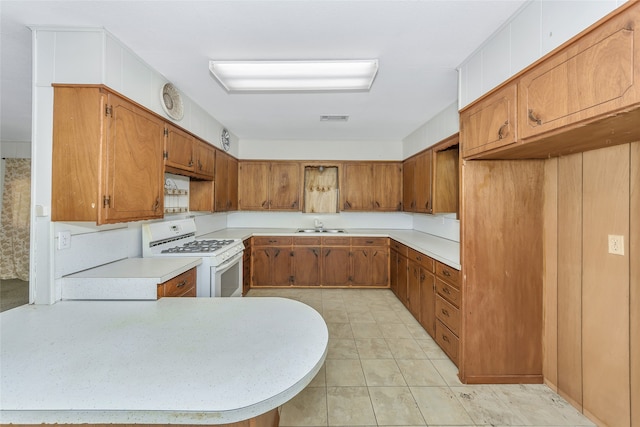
[227,211,413,230]
[412,213,460,242]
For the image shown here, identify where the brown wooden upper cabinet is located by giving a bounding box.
[164,124,195,173]
[52,85,164,225]
[432,134,459,215]
[341,162,402,211]
[192,139,216,179]
[460,84,517,159]
[214,151,238,212]
[238,161,301,210]
[403,150,432,213]
[461,2,640,160]
[518,4,640,140]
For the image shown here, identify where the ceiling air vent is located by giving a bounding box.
[320,115,349,122]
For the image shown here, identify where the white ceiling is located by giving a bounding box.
[0,0,527,144]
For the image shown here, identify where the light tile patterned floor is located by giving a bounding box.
[246,288,595,427]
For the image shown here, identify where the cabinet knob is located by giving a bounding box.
[176,280,186,288]
[441,309,449,317]
[442,335,450,343]
[528,109,542,126]
[442,270,451,277]
[498,120,509,140]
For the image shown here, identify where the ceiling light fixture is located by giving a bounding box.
[208,60,378,92]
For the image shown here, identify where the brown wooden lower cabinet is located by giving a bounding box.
[242,238,252,295]
[156,267,197,298]
[249,236,389,288]
[389,239,460,367]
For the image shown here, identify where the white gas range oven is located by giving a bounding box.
[142,219,245,297]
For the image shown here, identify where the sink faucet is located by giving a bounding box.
[314,218,324,231]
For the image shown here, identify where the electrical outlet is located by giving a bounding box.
[57,231,71,250]
[608,234,624,256]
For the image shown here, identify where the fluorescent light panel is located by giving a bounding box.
[209,60,378,92]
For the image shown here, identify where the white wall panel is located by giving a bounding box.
[121,51,154,107]
[482,25,511,94]
[54,31,102,83]
[541,1,618,55]
[511,0,542,75]
[459,0,623,108]
[239,139,400,161]
[227,211,413,230]
[403,101,458,159]
[412,213,459,242]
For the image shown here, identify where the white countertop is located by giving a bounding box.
[0,297,328,424]
[200,228,460,270]
[61,257,202,300]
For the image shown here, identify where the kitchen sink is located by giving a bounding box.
[297,228,346,233]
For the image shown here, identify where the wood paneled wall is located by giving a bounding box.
[543,141,638,427]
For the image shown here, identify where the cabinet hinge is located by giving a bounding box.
[164,128,168,137]
[163,151,169,160]
[103,195,111,208]
[105,105,112,117]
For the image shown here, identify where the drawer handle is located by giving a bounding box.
[366,240,374,244]
[528,109,542,126]
[442,270,451,277]
[442,335,450,343]
[497,120,509,139]
[441,309,449,317]
[176,280,186,288]
[443,287,451,294]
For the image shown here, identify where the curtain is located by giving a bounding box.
[0,158,31,281]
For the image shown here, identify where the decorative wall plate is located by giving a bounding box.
[221,128,231,151]
[160,83,184,120]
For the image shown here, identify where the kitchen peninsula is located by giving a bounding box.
[0,297,328,425]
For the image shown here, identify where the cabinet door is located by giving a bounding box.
[251,248,272,287]
[102,94,164,224]
[227,156,238,211]
[165,125,194,171]
[414,150,432,213]
[322,247,351,286]
[519,5,640,140]
[390,249,399,296]
[373,163,402,211]
[419,269,436,337]
[432,135,459,215]
[397,254,409,307]
[270,163,301,210]
[272,247,293,286]
[52,86,104,222]
[215,152,229,212]
[193,140,215,179]
[292,246,320,286]
[460,84,517,159]
[239,162,270,210]
[402,157,416,212]
[350,248,370,286]
[342,163,372,210]
[371,247,389,286]
[407,261,421,319]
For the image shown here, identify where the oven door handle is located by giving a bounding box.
[216,251,243,272]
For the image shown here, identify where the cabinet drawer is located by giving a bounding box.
[253,236,293,246]
[390,239,408,257]
[436,320,459,366]
[408,248,434,272]
[435,261,460,288]
[436,278,461,308]
[294,236,322,246]
[435,295,460,336]
[159,267,196,298]
[321,236,350,246]
[351,237,388,247]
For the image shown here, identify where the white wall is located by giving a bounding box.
[31,28,232,303]
[402,101,459,159]
[240,139,402,161]
[458,0,627,108]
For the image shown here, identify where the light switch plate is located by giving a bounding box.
[57,231,71,250]
[608,234,624,255]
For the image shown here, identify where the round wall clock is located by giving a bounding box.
[160,83,184,121]
[221,128,231,151]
